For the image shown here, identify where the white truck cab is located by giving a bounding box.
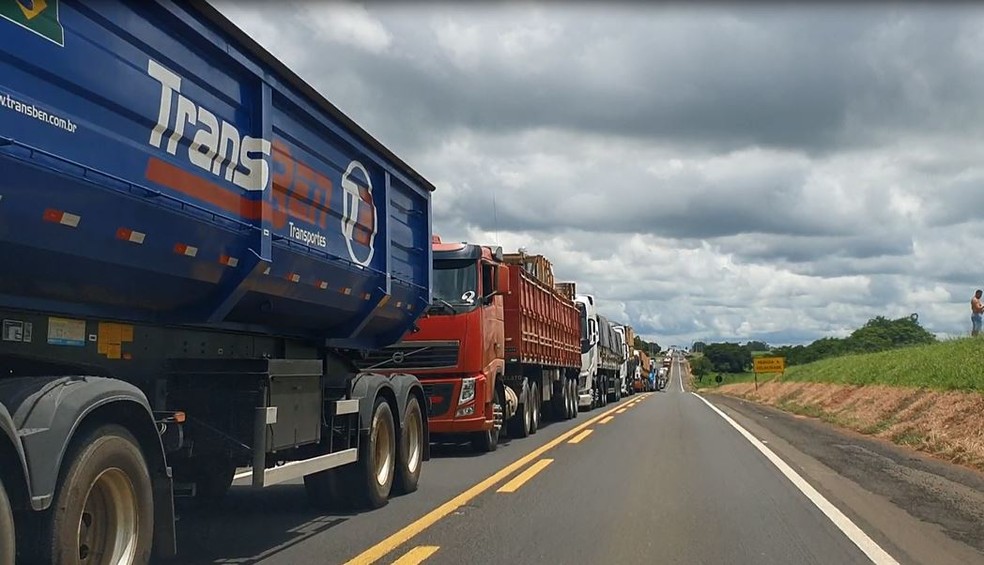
[575,294,600,409]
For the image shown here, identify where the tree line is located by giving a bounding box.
[689,314,937,377]
[633,335,661,357]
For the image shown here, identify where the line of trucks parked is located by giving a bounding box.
[0,2,660,563]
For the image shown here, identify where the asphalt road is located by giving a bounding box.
[167,358,984,565]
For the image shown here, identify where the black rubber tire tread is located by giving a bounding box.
[34,424,154,565]
[0,475,14,565]
[393,395,424,496]
[471,429,497,452]
[507,381,530,439]
[568,379,578,418]
[351,396,396,509]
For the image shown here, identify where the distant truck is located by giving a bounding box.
[359,240,582,451]
[575,295,627,410]
[629,349,652,393]
[612,325,631,401]
[0,1,434,562]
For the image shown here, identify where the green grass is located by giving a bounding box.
[692,371,758,389]
[778,338,984,393]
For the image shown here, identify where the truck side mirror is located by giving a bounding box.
[495,266,511,296]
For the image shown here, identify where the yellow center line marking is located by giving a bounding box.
[567,429,594,444]
[393,546,440,565]
[344,401,625,565]
[497,458,554,493]
[599,415,614,424]
[615,408,626,414]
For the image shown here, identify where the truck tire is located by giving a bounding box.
[507,380,531,438]
[0,475,13,565]
[354,396,397,509]
[529,381,540,434]
[35,424,154,565]
[471,386,504,453]
[393,395,424,495]
[568,379,578,419]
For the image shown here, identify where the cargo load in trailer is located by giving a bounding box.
[0,1,434,562]
[360,240,582,452]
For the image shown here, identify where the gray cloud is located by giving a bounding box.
[216,1,984,345]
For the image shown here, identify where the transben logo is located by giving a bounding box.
[1,0,64,46]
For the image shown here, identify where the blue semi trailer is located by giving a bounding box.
[0,1,435,563]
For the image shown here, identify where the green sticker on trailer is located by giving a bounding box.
[1,0,64,46]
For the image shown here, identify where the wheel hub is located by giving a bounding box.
[78,468,139,565]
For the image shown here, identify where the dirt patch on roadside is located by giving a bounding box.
[716,380,984,472]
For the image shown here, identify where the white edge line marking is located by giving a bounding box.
[690,392,898,565]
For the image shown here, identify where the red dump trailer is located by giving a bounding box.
[501,260,582,437]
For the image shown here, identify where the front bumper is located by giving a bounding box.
[420,375,492,435]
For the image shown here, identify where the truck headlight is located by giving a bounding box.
[459,377,476,405]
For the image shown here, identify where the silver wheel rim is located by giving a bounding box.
[524,385,531,430]
[570,381,576,416]
[531,385,539,429]
[405,403,423,474]
[77,468,139,565]
[373,407,394,486]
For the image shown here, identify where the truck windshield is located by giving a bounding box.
[432,259,479,311]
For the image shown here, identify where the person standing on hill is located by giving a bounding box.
[972,290,984,336]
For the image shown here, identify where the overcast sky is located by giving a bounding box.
[215,1,984,347]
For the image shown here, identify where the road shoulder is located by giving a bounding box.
[702,392,984,565]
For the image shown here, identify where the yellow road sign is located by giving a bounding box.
[753,356,785,373]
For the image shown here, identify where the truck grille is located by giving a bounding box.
[421,383,454,416]
[356,340,460,371]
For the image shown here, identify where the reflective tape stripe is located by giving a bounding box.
[173,243,198,257]
[219,255,239,268]
[287,273,300,283]
[43,208,80,227]
[316,281,329,290]
[116,228,146,244]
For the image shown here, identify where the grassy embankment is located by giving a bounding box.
[689,339,984,471]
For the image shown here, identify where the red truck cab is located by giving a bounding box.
[362,236,513,451]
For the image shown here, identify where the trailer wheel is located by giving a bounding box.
[358,396,397,508]
[507,380,531,438]
[393,395,424,495]
[0,475,13,565]
[568,379,578,419]
[37,425,153,565]
[529,381,540,434]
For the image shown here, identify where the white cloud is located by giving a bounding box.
[304,2,392,54]
[214,2,984,346]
